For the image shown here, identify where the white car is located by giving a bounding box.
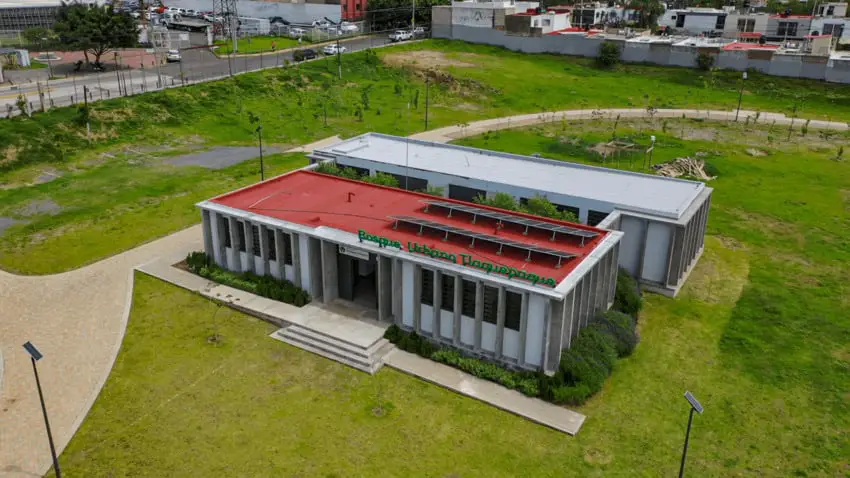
[339,22,358,33]
[322,44,347,55]
[389,30,412,42]
[166,49,182,62]
[289,27,306,38]
[185,9,196,17]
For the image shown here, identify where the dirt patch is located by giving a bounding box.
[18,199,62,217]
[163,146,282,169]
[382,50,476,70]
[34,168,63,184]
[1,146,19,168]
[682,128,717,141]
[746,148,767,157]
[587,141,638,158]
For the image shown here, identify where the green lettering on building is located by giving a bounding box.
[357,230,558,287]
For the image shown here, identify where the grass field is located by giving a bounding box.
[3,40,850,275]
[49,119,850,476]
[214,35,304,54]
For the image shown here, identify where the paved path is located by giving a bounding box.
[0,106,842,476]
[0,226,202,477]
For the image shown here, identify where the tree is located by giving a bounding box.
[23,27,54,46]
[628,0,665,29]
[53,2,137,66]
[596,41,621,69]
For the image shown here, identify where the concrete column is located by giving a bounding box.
[563,289,577,348]
[274,230,286,279]
[320,240,338,304]
[518,292,529,366]
[228,217,241,272]
[452,275,462,346]
[432,271,442,339]
[290,232,301,287]
[211,211,227,267]
[668,226,685,286]
[413,265,422,333]
[391,259,402,323]
[494,287,506,359]
[309,238,323,299]
[377,256,393,322]
[244,221,256,274]
[473,281,483,351]
[544,299,562,373]
[258,225,270,277]
[636,218,649,282]
[201,210,213,258]
[609,243,620,306]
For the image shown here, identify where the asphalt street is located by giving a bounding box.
[0,34,396,116]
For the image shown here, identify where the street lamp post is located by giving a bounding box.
[22,341,62,478]
[735,71,747,122]
[678,391,704,478]
[256,124,264,181]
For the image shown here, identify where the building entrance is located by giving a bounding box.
[337,248,378,310]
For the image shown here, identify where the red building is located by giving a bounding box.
[341,0,367,21]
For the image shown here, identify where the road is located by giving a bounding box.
[0,35,395,116]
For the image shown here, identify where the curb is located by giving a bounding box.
[213,34,381,59]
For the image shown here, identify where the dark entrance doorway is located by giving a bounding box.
[337,248,378,310]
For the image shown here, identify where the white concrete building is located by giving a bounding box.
[659,7,731,36]
[197,168,621,373]
[310,133,712,297]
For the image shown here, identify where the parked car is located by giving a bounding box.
[412,26,427,38]
[185,9,196,17]
[289,27,306,38]
[166,49,182,62]
[293,49,317,61]
[389,30,412,42]
[339,21,358,33]
[322,43,347,55]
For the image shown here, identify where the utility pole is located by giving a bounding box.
[256,124,265,181]
[179,48,186,85]
[412,0,416,32]
[83,85,91,143]
[114,52,122,96]
[424,77,430,130]
[337,38,342,80]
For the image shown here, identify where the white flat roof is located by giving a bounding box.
[318,133,707,220]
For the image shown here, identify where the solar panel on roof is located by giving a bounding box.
[390,215,577,265]
[422,200,599,241]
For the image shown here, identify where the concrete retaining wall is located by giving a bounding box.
[435,22,850,84]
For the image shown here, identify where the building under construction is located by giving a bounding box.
[0,0,104,34]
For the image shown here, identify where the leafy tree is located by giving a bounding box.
[696,52,715,71]
[628,0,665,28]
[596,41,621,69]
[23,27,54,46]
[53,2,137,66]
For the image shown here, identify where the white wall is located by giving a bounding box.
[641,222,673,284]
[460,316,476,346]
[502,328,520,359]
[481,322,497,352]
[524,294,546,366]
[421,304,434,333]
[452,6,496,27]
[618,215,646,277]
[402,262,415,327]
[440,310,454,340]
[299,235,312,295]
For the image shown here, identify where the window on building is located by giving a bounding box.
[715,15,726,30]
[448,184,486,203]
[587,209,610,226]
[236,221,246,252]
[737,18,755,32]
[283,233,293,265]
[461,279,476,317]
[355,2,361,10]
[222,217,231,248]
[676,14,685,28]
[267,229,277,261]
[421,269,434,306]
[777,21,798,37]
[252,225,261,256]
[343,3,347,10]
[505,291,522,331]
[827,5,835,15]
[555,203,580,219]
[441,274,455,313]
[542,18,551,26]
[482,285,498,324]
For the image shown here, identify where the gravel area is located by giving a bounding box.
[163,146,281,169]
[18,199,62,217]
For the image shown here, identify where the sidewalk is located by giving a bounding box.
[384,348,586,435]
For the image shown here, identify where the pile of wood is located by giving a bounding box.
[655,157,715,181]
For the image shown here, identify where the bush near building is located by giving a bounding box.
[597,41,621,69]
[385,269,641,406]
[185,251,311,306]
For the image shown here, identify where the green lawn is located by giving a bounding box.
[215,35,303,54]
[3,39,850,275]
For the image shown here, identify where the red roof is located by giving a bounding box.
[212,170,609,285]
[723,42,780,51]
[737,32,763,38]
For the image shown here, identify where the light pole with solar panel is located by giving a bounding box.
[679,391,704,478]
[22,341,62,478]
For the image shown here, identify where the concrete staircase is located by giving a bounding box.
[275,324,395,374]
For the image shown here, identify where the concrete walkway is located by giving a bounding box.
[384,349,585,435]
[410,108,848,143]
[0,106,839,476]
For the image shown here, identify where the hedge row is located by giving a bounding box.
[185,251,311,307]
[383,269,643,406]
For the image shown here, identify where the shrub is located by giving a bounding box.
[597,41,621,68]
[551,383,594,406]
[558,347,608,392]
[573,327,618,374]
[590,310,638,357]
[185,251,310,307]
[696,52,715,71]
[613,269,643,318]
